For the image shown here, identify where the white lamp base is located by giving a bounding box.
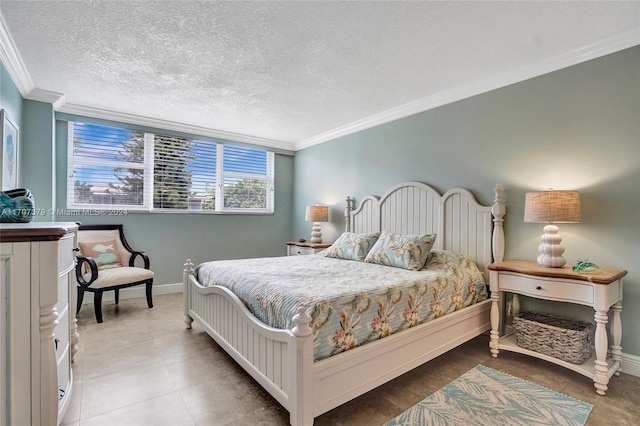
[310,222,323,243]
[537,224,566,267]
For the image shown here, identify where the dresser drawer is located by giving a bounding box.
[57,346,71,410]
[53,307,70,364]
[55,274,69,314]
[500,272,594,305]
[58,235,75,274]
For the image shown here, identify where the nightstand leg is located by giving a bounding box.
[593,309,609,395]
[610,301,622,376]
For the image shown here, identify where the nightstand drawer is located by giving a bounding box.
[500,272,594,305]
[288,246,316,256]
[286,241,331,256]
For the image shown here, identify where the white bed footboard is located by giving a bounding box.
[183,260,315,425]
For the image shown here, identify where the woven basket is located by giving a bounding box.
[513,312,593,365]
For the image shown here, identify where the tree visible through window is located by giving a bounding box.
[67,122,274,213]
[112,131,146,206]
[153,134,194,209]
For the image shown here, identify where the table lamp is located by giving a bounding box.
[305,205,328,243]
[524,190,580,267]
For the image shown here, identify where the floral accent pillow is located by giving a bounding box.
[364,231,437,270]
[324,232,380,261]
[78,240,122,270]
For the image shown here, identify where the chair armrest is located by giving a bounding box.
[129,251,150,269]
[75,255,98,286]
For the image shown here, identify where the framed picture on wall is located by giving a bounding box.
[1,109,19,191]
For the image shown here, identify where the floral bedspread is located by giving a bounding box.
[195,250,488,361]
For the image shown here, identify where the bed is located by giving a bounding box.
[183,181,506,425]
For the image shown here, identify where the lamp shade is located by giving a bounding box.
[305,205,328,223]
[524,190,581,223]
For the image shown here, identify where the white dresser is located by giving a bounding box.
[1,222,79,426]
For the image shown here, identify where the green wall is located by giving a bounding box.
[1,64,56,214]
[293,46,640,356]
[22,100,55,213]
[0,61,22,181]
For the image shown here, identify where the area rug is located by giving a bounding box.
[384,364,593,426]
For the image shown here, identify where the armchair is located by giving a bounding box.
[75,224,154,323]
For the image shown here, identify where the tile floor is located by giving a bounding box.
[63,293,640,425]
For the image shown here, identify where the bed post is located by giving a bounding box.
[183,259,194,329]
[345,196,353,232]
[290,307,314,426]
[491,184,505,264]
[490,185,505,358]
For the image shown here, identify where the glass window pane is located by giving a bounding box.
[187,140,217,210]
[72,165,144,206]
[223,145,267,175]
[153,135,193,209]
[223,177,267,209]
[73,123,144,163]
[153,136,218,210]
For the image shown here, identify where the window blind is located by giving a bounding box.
[67,121,274,213]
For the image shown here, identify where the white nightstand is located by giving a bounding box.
[488,260,627,396]
[286,241,331,256]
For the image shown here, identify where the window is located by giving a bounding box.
[67,122,274,213]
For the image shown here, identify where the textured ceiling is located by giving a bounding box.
[1,1,639,149]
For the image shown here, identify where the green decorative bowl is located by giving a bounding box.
[572,259,601,274]
[0,188,36,223]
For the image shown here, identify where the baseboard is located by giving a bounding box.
[80,282,183,304]
[622,352,640,378]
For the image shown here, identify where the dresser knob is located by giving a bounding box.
[536,286,542,290]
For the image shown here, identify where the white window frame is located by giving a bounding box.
[66,122,275,214]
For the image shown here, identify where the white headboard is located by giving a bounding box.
[345,182,505,274]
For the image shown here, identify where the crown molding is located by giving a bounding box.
[0,11,34,96]
[58,103,295,152]
[295,28,640,151]
[25,88,66,110]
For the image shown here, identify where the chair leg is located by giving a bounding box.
[77,287,85,314]
[145,280,153,309]
[94,290,104,323]
[115,289,120,305]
